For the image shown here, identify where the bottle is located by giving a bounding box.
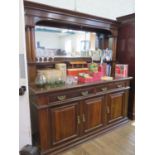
[35,71,47,88]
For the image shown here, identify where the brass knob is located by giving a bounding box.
[81,91,88,96]
[77,115,81,124]
[107,106,110,113]
[117,84,122,88]
[101,87,107,91]
[82,114,86,122]
[57,95,66,101]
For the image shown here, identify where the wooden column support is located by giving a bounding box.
[25,26,36,63]
[111,30,118,61]
[25,26,37,83]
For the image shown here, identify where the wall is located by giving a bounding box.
[35,31,60,49]
[19,0,32,150]
[59,33,86,56]
[26,0,135,20]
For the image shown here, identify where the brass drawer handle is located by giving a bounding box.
[57,95,66,101]
[101,87,107,91]
[81,91,88,96]
[117,84,122,88]
[82,114,86,122]
[77,115,81,124]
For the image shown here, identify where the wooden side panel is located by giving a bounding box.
[51,103,80,145]
[36,95,49,106]
[117,14,135,120]
[111,36,117,61]
[38,109,50,151]
[107,91,125,124]
[83,97,104,133]
[28,65,36,84]
[124,91,129,116]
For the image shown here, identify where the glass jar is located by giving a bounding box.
[66,76,73,85]
[35,71,47,88]
[89,63,98,73]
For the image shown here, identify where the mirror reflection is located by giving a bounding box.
[35,26,100,59]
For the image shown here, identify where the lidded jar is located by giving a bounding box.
[35,70,47,88]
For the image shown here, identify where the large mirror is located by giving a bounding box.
[35,26,106,60]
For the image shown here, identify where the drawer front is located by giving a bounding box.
[125,81,130,87]
[96,84,109,93]
[49,87,95,103]
[109,81,126,90]
[36,81,128,105]
[49,89,81,103]
[80,87,95,97]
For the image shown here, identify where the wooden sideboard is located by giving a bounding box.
[29,77,132,155]
[23,1,133,154]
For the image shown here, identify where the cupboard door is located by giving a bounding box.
[107,91,125,124]
[83,96,106,133]
[50,102,80,145]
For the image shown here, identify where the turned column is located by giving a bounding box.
[25,26,37,83]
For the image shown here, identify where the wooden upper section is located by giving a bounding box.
[24,1,119,83]
[24,0,118,35]
[117,13,135,23]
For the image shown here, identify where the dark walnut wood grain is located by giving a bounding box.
[24,1,133,155]
[24,0,119,83]
[29,78,132,155]
[107,91,126,124]
[50,102,80,145]
[38,109,51,151]
[83,97,105,133]
[116,13,135,120]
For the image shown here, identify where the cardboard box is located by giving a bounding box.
[67,68,89,76]
[115,64,128,78]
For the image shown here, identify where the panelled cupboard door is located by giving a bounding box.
[83,96,106,133]
[107,91,126,124]
[50,102,80,145]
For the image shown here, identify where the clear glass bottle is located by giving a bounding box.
[35,71,47,88]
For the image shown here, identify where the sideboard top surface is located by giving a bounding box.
[29,77,132,95]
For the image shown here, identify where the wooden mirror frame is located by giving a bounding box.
[24,0,118,83]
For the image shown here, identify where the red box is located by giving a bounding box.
[78,76,93,83]
[115,64,128,78]
[90,72,102,80]
[78,71,103,83]
[67,68,89,76]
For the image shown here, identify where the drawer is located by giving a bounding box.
[96,84,109,93]
[80,87,95,97]
[109,81,126,90]
[49,89,81,103]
